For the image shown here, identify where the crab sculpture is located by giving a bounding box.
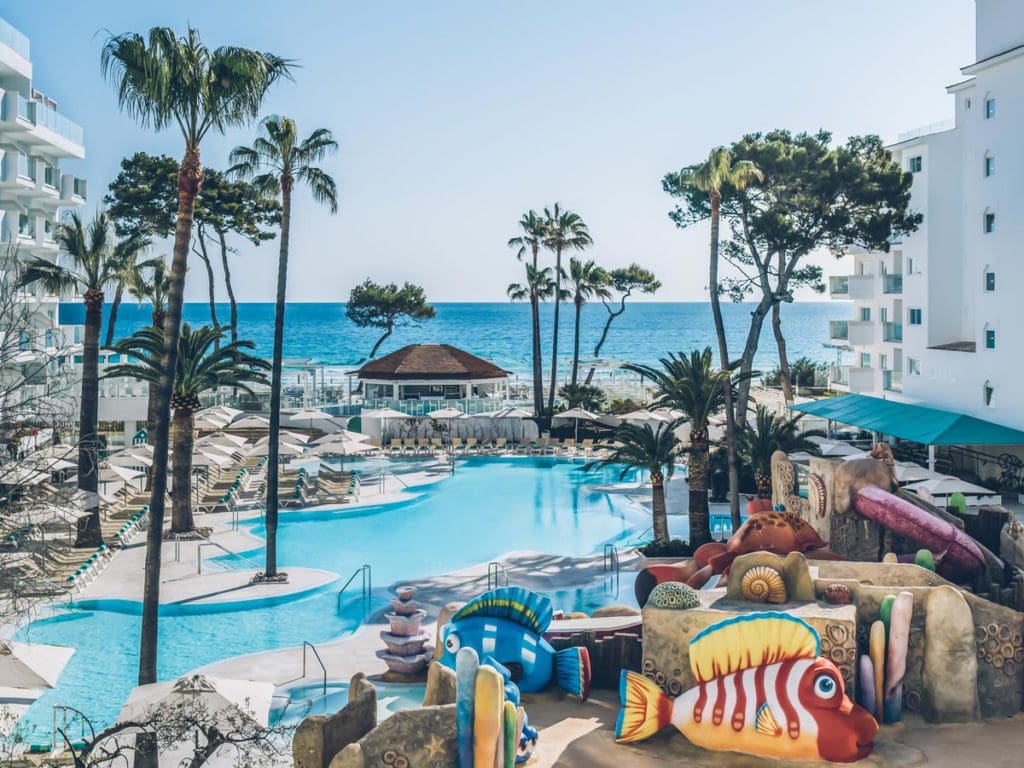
[635,508,833,605]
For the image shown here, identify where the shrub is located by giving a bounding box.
[638,538,695,558]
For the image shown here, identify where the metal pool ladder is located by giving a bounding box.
[302,641,328,697]
[487,562,510,590]
[603,544,620,573]
[337,563,372,612]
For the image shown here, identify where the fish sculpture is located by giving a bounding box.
[439,587,591,700]
[616,612,878,762]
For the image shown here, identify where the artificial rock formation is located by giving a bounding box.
[922,585,981,722]
[329,705,457,768]
[294,673,378,768]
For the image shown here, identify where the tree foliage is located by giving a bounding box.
[104,152,180,239]
[346,280,436,359]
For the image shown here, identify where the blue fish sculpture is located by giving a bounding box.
[439,587,591,700]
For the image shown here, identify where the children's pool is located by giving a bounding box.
[13,457,653,737]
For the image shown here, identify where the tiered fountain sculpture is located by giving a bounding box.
[377,585,432,677]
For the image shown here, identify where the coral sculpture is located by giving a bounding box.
[646,581,700,610]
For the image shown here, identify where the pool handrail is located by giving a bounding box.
[196,539,263,574]
[602,544,620,573]
[487,562,510,590]
[302,641,328,698]
[336,563,372,612]
[51,704,95,753]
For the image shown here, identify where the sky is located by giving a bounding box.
[6,0,975,303]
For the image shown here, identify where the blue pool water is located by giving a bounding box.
[14,458,647,737]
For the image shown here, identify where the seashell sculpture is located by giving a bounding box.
[823,583,853,605]
[740,565,787,604]
[377,585,433,677]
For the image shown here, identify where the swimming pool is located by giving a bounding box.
[13,457,648,737]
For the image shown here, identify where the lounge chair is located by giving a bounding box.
[388,438,402,455]
[580,438,595,455]
[465,438,478,454]
[450,437,463,453]
[562,438,576,455]
[493,437,507,453]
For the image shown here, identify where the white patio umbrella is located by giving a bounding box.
[490,407,533,419]
[308,438,374,457]
[248,441,307,458]
[894,461,943,484]
[105,449,154,469]
[556,407,598,442]
[0,640,74,690]
[427,407,464,447]
[316,428,371,444]
[227,414,271,431]
[617,408,671,423]
[99,464,146,486]
[364,407,418,443]
[0,465,48,486]
[904,476,996,497]
[288,408,335,431]
[805,436,864,458]
[255,431,311,446]
[201,405,242,421]
[190,451,234,469]
[118,674,275,728]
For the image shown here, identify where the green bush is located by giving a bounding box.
[639,538,696,558]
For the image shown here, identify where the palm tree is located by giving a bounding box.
[738,405,824,497]
[508,211,548,415]
[104,247,156,348]
[229,116,338,578]
[127,258,172,436]
[667,149,762,531]
[20,212,145,547]
[107,325,268,532]
[625,348,746,547]
[567,258,609,386]
[542,204,592,415]
[586,422,680,545]
[101,26,290,688]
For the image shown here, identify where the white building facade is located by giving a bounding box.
[829,0,1024,431]
[0,17,86,410]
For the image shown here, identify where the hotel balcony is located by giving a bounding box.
[831,365,875,393]
[830,274,874,300]
[847,320,876,346]
[0,18,31,79]
[0,91,85,159]
[829,320,849,341]
[60,173,86,204]
[882,274,903,294]
[883,322,903,343]
[883,370,903,392]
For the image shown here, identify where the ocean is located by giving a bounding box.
[60,301,841,381]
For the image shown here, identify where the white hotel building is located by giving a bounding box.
[828,0,1024,432]
[0,17,86,411]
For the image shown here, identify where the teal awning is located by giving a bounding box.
[788,393,1024,446]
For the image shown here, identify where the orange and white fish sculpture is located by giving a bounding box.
[616,612,878,762]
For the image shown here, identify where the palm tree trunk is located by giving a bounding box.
[139,145,203,687]
[571,298,582,387]
[650,472,670,544]
[265,182,292,579]
[75,297,104,548]
[547,246,562,415]
[530,292,543,414]
[707,195,742,531]
[104,282,124,349]
[170,408,195,533]
[195,229,220,342]
[216,228,238,347]
[773,301,794,404]
[688,435,712,547]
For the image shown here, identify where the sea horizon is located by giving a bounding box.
[62,300,843,380]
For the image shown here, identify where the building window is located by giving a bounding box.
[907,257,918,274]
[986,328,996,349]
[859,307,871,322]
[859,353,872,368]
[985,97,996,119]
[985,271,996,291]
[984,155,995,177]
[984,212,995,233]
[907,358,921,375]
[879,354,888,371]
[908,308,923,325]
[984,381,995,407]
[965,97,972,109]
[909,156,922,173]
[17,153,29,179]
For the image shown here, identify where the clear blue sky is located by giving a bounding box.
[7,1,974,302]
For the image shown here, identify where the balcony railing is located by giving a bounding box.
[883,322,903,342]
[883,274,903,294]
[830,366,850,387]
[829,276,849,295]
[829,320,849,340]
[883,370,903,392]
[12,95,84,146]
[0,18,30,60]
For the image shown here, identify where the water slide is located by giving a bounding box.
[852,485,986,580]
